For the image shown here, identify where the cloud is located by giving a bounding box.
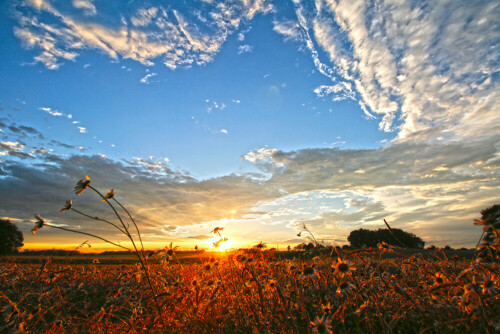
[314,82,356,102]
[273,20,301,41]
[39,107,68,117]
[77,126,87,133]
[0,153,278,245]
[273,0,500,139]
[140,72,157,84]
[220,129,228,135]
[14,1,273,70]
[0,141,34,159]
[73,0,96,16]
[241,147,278,164]
[238,44,253,54]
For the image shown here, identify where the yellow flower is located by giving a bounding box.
[32,214,45,235]
[321,302,333,315]
[60,199,72,212]
[334,258,356,277]
[434,273,447,286]
[102,189,115,202]
[74,175,91,195]
[377,241,394,253]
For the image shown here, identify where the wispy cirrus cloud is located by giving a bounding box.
[13,0,273,70]
[274,0,500,139]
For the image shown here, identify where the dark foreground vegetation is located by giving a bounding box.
[1,244,499,333]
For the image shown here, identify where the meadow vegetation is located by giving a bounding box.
[0,176,499,333]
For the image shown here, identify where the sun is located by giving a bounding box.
[214,239,233,252]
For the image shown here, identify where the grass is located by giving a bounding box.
[1,248,499,333]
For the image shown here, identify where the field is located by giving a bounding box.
[1,247,499,333]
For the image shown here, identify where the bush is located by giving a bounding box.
[348,228,425,248]
[0,219,24,255]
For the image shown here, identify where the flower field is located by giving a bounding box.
[1,246,499,333]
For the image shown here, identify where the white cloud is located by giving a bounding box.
[140,72,157,84]
[242,147,278,164]
[273,20,301,41]
[73,0,96,16]
[314,82,356,102]
[220,129,228,135]
[39,107,64,117]
[16,1,274,71]
[77,126,87,133]
[238,44,253,54]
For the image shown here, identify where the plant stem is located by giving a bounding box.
[44,223,132,251]
[70,208,126,234]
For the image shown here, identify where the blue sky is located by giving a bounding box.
[1,0,499,251]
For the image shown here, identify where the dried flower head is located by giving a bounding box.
[321,302,332,314]
[310,315,332,334]
[60,199,72,213]
[337,281,355,295]
[32,214,45,235]
[300,266,318,279]
[102,189,115,202]
[211,227,224,234]
[334,259,356,277]
[253,241,267,249]
[377,241,394,253]
[434,273,447,286]
[74,175,91,195]
[482,278,496,295]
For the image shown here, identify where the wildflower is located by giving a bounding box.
[434,273,447,286]
[268,279,277,289]
[253,241,267,249]
[458,292,477,313]
[165,242,178,256]
[32,214,45,235]
[381,271,390,279]
[482,278,496,295]
[211,227,224,234]
[300,266,318,279]
[334,258,356,277]
[60,199,72,212]
[310,315,332,334]
[102,189,115,202]
[336,281,355,295]
[321,302,332,314]
[74,175,91,195]
[377,241,394,253]
[92,259,100,264]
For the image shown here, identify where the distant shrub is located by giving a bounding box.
[0,219,24,255]
[348,228,425,248]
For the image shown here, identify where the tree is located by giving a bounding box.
[0,219,24,255]
[347,227,424,249]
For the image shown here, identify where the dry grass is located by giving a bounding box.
[1,247,499,333]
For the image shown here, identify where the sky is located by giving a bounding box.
[1,0,499,251]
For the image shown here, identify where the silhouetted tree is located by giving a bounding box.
[347,228,424,248]
[0,219,24,255]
